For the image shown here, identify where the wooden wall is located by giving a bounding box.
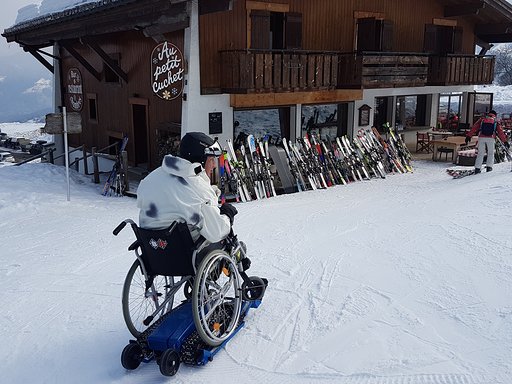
[199,0,477,91]
[61,29,184,168]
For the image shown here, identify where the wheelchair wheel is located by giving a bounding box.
[121,342,143,370]
[122,260,175,338]
[192,249,242,347]
[159,349,180,376]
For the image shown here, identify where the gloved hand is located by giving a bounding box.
[464,136,471,145]
[220,203,238,225]
[505,141,510,149]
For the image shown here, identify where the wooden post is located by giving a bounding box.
[74,157,80,172]
[49,148,54,164]
[121,150,129,192]
[92,147,100,184]
[82,145,88,175]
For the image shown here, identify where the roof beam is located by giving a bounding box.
[142,13,190,40]
[61,41,101,81]
[475,22,512,35]
[84,38,128,84]
[444,1,485,17]
[23,46,54,73]
[474,21,512,42]
[475,37,494,55]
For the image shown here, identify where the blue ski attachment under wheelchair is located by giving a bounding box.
[121,299,262,376]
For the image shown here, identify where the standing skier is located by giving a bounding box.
[465,110,509,173]
[136,132,238,243]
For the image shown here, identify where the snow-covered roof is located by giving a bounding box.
[5,0,512,45]
[4,0,130,36]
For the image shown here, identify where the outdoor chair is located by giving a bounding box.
[416,132,433,153]
[437,146,454,162]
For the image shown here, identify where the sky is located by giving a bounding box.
[1,122,512,383]
[0,0,34,57]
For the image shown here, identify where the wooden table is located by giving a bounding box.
[431,136,477,163]
[426,130,454,140]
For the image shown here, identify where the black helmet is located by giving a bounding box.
[179,132,221,164]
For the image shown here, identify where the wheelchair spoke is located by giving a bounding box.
[193,250,243,346]
[122,261,178,337]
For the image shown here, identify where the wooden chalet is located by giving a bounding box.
[3,0,512,170]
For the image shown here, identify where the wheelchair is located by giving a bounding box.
[113,219,266,350]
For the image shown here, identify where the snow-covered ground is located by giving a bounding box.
[0,121,52,142]
[1,153,512,383]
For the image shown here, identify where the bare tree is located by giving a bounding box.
[492,44,512,86]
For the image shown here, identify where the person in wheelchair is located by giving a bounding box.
[119,132,265,349]
[137,131,242,260]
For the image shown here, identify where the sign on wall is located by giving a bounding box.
[209,112,222,134]
[66,67,83,111]
[358,104,371,126]
[44,112,82,134]
[151,41,185,101]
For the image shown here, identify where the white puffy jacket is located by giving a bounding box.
[137,155,231,243]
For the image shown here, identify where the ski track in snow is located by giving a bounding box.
[1,160,512,384]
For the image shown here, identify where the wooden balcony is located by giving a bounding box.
[219,50,495,94]
[220,49,339,93]
[427,54,495,86]
[337,52,429,88]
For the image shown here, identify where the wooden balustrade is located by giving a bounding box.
[428,54,495,86]
[220,50,494,93]
[221,49,339,93]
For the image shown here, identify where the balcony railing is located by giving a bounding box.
[220,49,339,93]
[427,54,495,86]
[219,50,494,93]
[337,52,430,88]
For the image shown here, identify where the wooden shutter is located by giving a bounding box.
[423,24,438,53]
[380,20,393,51]
[357,18,378,52]
[251,10,271,49]
[439,26,454,54]
[453,26,463,53]
[285,12,302,49]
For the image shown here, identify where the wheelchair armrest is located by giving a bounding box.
[128,240,139,251]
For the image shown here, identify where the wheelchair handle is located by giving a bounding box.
[113,219,136,236]
[113,222,126,236]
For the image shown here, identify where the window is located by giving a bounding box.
[395,95,428,129]
[302,104,342,140]
[234,108,283,142]
[424,24,462,54]
[104,55,121,83]
[87,93,98,122]
[472,93,493,122]
[374,97,391,132]
[356,18,393,52]
[250,10,302,49]
[437,93,462,129]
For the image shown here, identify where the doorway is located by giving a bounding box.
[132,103,149,167]
[374,97,392,132]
